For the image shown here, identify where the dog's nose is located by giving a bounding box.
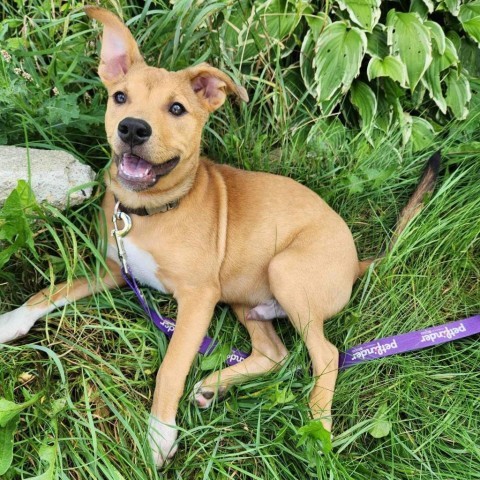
[118,117,152,146]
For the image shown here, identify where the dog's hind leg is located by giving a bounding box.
[267,234,357,431]
[191,304,288,408]
[0,258,125,343]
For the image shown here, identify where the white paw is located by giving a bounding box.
[0,305,42,343]
[148,415,178,468]
[246,299,287,321]
[190,380,227,409]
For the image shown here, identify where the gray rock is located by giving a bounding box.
[0,146,95,209]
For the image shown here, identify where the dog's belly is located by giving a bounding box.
[107,240,168,293]
[220,269,273,307]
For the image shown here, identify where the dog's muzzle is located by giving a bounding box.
[117,153,180,191]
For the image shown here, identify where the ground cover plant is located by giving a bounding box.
[0,0,479,478]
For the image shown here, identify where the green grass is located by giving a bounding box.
[1,1,479,479]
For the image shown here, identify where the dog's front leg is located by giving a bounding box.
[148,286,219,467]
[0,259,124,343]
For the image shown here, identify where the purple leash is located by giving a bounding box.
[338,315,480,369]
[112,202,480,370]
[123,268,480,369]
[121,269,249,366]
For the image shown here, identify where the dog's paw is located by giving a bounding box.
[246,299,287,321]
[190,380,227,409]
[148,415,178,468]
[0,306,40,344]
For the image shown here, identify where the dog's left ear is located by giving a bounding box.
[187,64,249,112]
[85,6,145,84]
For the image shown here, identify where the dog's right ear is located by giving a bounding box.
[85,6,145,84]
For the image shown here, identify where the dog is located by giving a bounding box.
[0,7,439,467]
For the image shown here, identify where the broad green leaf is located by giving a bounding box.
[367,55,407,86]
[383,76,406,100]
[345,173,365,194]
[0,399,23,428]
[300,29,317,96]
[420,0,435,13]
[0,180,37,243]
[266,385,296,407]
[313,21,367,102]
[13,179,36,207]
[382,78,406,135]
[0,180,39,268]
[425,20,446,54]
[411,116,435,152]
[443,0,461,16]
[263,4,303,43]
[387,11,432,91]
[375,94,394,132]
[445,70,471,119]
[366,24,389,58]
[368,403,392,438]
[319,90,343,116]
[200,344,231,371]
[439,37,459,71]
[337,0,381,32]
[458,1,480,22]
[446,30,461,50]
[422,54,447,113]
[369,418,392,438]
[221,0,304,63]
[274,388,295,405]
[25,443,56,480]
[447,141,480,154]
[459,3,480,44]
[0,393,42,427]
[350,80,377,132]
[297,420,333,454]
[392,98,404,133]
[410,0,430,19]
[0,415,19,475]
[411,82,427,108]
[460,38,480,77]
[423,36,460,112]
[305,12,331,40]
[461,16,480,44]
[49,398,67,418]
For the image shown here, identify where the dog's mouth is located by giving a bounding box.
[116,153,180,191]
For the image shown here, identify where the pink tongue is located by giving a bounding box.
[120,154,153,179]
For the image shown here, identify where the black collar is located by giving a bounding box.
[116,198,180,216]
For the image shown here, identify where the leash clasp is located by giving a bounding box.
[111,201,132,275]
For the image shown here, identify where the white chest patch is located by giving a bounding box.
[107,239,168,293]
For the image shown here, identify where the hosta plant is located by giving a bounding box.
[219,0,480,150]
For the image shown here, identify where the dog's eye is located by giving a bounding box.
[113,91,127,104]
[169,102,186,116]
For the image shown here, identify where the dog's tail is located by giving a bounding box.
[358,152,441,276]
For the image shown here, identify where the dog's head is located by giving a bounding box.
[85,7,248,203]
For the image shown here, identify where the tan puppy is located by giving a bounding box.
[0,7,438,467]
